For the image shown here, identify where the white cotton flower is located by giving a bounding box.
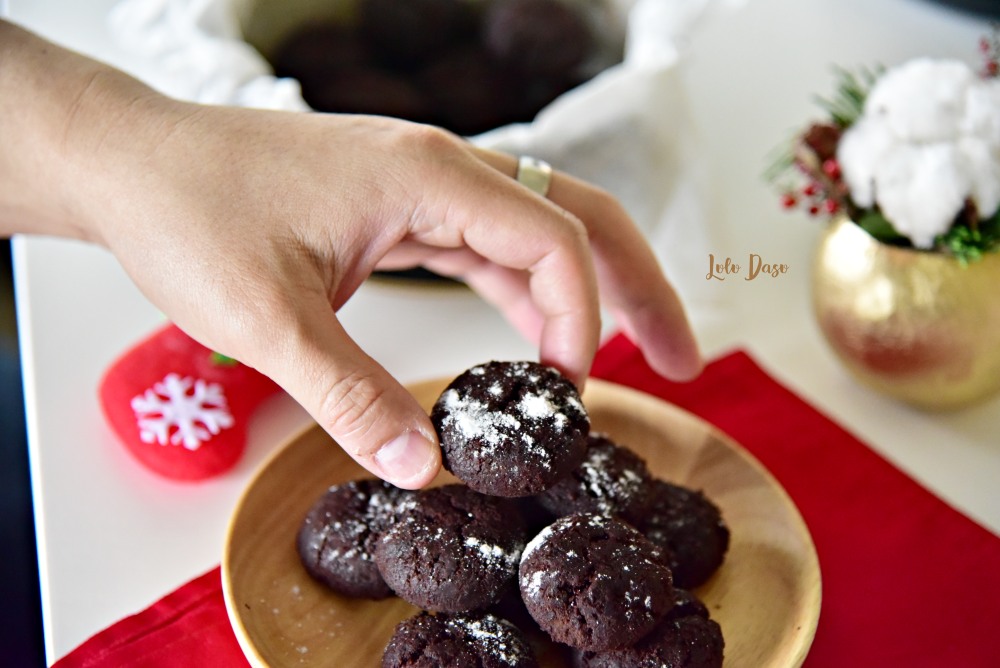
[960,136,1000,218]
[962,82,1000,144]
[837,57,1000,248]
[872,143,971,249]
[865,59,974,143]
[836,116,892,209]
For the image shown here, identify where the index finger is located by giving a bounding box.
[405,142,601,387]
[472,147,702,381]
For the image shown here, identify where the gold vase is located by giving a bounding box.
[812,216,1000,410]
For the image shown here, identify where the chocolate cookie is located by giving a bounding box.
[431,361,589,497]
[296,479,411,599]
[518,513,674,651]
[300,67,436,124]
[664,587,711,620]
[418,45,519,136]
[483,0,593,77]
[375,484,528,612]
[635,480,730,589]
[382,611,539,668]
[576,588,725,668]
[534,433,654,525]
[360,0,475,67]
[514,494,554,538]
[270,22,372,90]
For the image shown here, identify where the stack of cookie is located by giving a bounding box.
[296,361,728,667]
[268,0,602,137]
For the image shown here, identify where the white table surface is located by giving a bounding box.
[8,0,1000,663]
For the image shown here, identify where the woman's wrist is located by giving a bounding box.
[0,20,172,244]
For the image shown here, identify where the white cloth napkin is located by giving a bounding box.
[107,0,745,333]
[108,0,308,110]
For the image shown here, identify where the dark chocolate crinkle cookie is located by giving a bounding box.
[382,610,539,668]
[663,587,711,620]
[635,480,730,589]
[360,0,475,67]
[576,588,725,668]
[483,0,593,77]
[431,360,589,497]
[296,478,411,599]
[270,22,372,92]
[518,513,674,651]
[375,484,529,612]
[514,494,555,538]
[535,433,654,525]
[300,67,436,125]
[417,45,519,137]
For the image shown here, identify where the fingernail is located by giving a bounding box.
[374,431,438,488]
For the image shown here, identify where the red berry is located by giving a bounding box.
[781,193,798,209]
[802,182,820,197]
[824,199,840,214]
[988,61,999,77]
[808,205,820,216]
[822,158,841,179]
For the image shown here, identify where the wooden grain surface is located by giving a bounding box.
[223,378,821,667]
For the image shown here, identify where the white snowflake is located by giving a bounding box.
[130,373,235,451]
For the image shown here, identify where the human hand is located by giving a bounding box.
[1,23,700,489]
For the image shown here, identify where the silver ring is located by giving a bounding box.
[516,156,553,197]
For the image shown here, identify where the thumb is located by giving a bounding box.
[261,309,442,490]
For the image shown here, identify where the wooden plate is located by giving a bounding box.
[223,378,821,667]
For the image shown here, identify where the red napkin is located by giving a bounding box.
[55,337,1000,667]
[52,568,247,667]
[592,336,1000,667]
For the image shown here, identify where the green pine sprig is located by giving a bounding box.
[813,64,883,128]
[855,209,908,245]
[936,209,1000,265]
[764,65,881,196]
[762,132,798,186]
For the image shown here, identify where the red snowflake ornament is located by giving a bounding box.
[99,324,281,481]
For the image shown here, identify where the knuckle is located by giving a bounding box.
[317,370,387,454]
[586,187,626,224]
[556,209,591,248]
[399,123,459,156]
